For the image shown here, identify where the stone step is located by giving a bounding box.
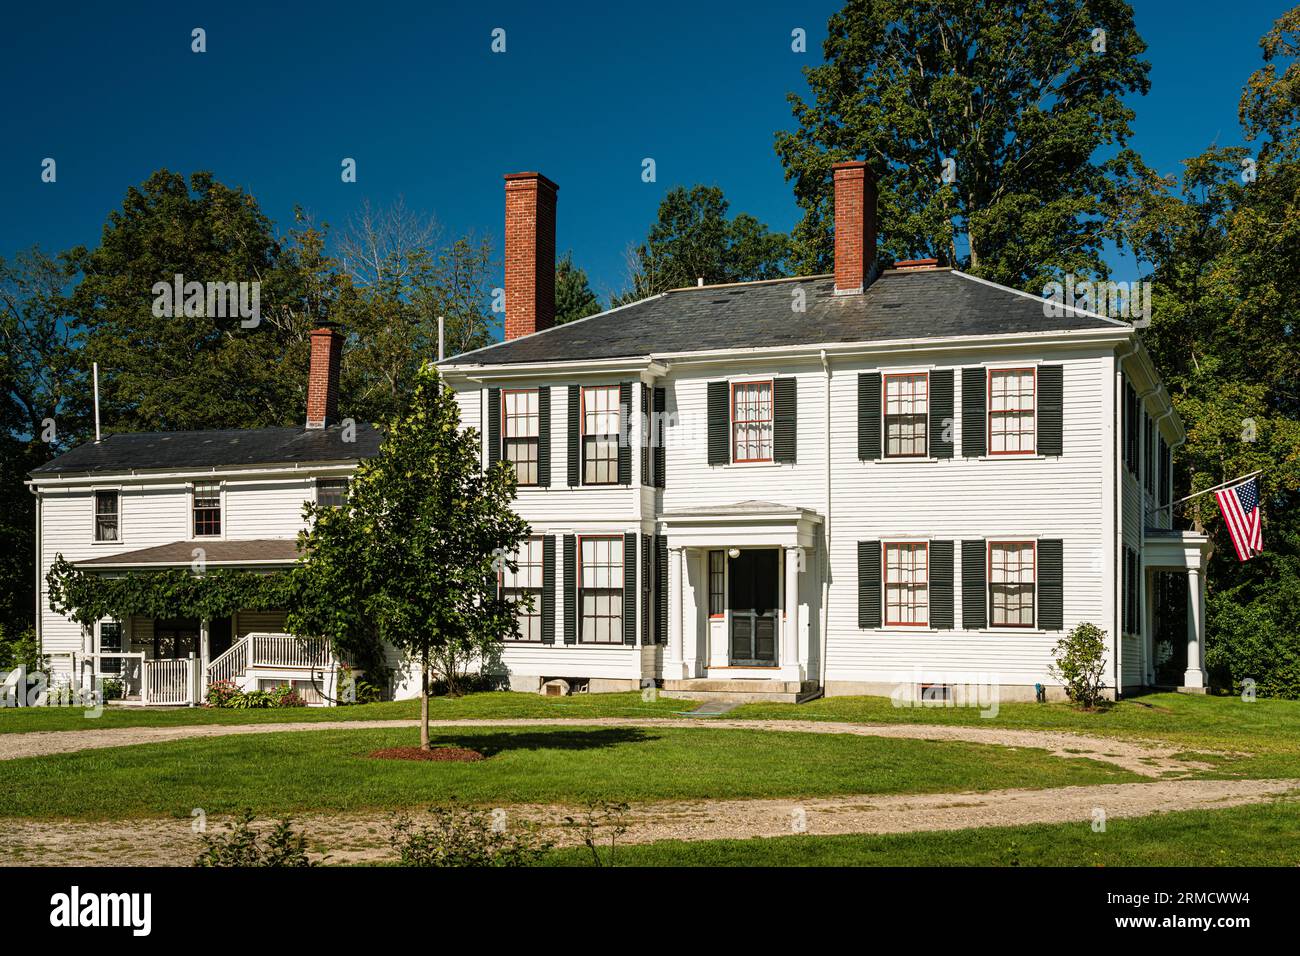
[659,678,822,705]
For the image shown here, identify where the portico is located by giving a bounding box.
[1143,528,1214,692]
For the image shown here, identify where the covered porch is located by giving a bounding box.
[659,501,823,700]
[1143,528,1214,692]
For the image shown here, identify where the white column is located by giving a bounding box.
[199,619,211,677]
[681,550,700,678]
[784,547,802,679]
[667,546,685,679]
[1183,566,1206,689]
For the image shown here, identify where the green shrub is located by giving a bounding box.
[1048,622,1109,708]
[390,803,551,867]
[195,810,314,867]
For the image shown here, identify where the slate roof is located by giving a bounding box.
[441,268,1127,367]
[76,539,301,567]
[30,423,381,477]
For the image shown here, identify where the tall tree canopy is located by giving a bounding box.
[555,250,601,324]
[614,185,791,304]
[776,0,1153,288]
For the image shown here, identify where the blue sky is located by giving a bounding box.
[0,0,1288,306]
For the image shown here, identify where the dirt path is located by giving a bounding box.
[0,717,1227,776]
[3,778,1295,867]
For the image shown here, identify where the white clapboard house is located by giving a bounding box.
[27,163,1212,706]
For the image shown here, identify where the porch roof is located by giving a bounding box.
[75,539,301,569]
[660,500,822,549]
[1142,528,1213,571]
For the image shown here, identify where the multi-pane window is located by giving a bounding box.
[579,536,623,643]
[731,380,773,462]
[989,541,1036,627]
[94,491,119,542]
[884,373,928,457]
[582,386,621,485]
[192,482,221,537]
[503,537,544,642]
[884,542,928,626]
[989,368,1036,454]
[503,389,540,486]
[708,550,725,617]
[316,478,348,508]
[99,620,123,674]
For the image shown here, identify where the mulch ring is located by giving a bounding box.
[367,746,485,762]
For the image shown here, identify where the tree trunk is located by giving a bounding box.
[420,645,430,750]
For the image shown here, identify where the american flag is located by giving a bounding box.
[1215,476,1263,562]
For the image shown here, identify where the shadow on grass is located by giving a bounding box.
[377,728,657,759]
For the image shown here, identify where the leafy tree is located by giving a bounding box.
[775,0,1154,288]
[1132,7,1300,695]
[555,250,601,324]
[287,364,529,746]
[614,185,791,304]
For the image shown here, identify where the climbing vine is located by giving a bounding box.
[46,555,293,627]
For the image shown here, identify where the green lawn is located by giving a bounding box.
[545,797,1300,867]
[0,725,1140,820]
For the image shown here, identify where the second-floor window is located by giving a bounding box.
[989,541,1035,627]
[316,478,348,508]
[989,368,1036,454]
[503,388,540,486]
[503,536,543,642]
[582,385,620,485]
[193,481,221,537]
[580,535,623,643]
[884,542,928,626]
[884,373,928,457]
[94,491,119,542]
[731,380,773,462]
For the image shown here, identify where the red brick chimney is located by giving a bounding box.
[504,172,558,341]
[832,160,878,294]
[306,327,342,429]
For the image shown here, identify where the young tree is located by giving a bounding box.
[287,364,529,747]
[775,0,1154,288]
[613,185,791,304]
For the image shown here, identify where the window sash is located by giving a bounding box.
[579,536,623,643]
[504,389,541,486]
[884,542,928,626]
[503,537,544,642]
[988,368,1036,454]
[708,550,725,617]
[884,373,928,457]
[94,491,119,542]
[988,541,1036,627]
[316,478,348,508]
[193,482,221,537]
[731,380,773,462]
[582,386,621,485]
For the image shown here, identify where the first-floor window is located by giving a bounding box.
[884,372,928,457]
[192,481,221,536]
[989,368,1036,454]
[989,541,1036,627]
[884,542,928,626]
[94,490,119,541]
[503,537,544,642]
[99,620,123,674]
[503,388,540,486]
[708,550,725,616]
[580,536,623,643]
[582,385,620,485]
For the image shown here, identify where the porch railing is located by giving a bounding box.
[206,638,250,688]
[142,658,194,706]
[250,634,331,669]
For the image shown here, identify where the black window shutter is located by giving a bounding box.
[616,381,633,484]
[1159,437,1170,507]
[641,533,651,642]
[707,380,729,465]
[563,534,577,644]
[773,377,797,463]
[858,372,881,460]
[623,533,637,645]
[541,536,556,644]
[1037,365,1063,456]
[961,368,987,458]
[655,535,668,645]
[640,385,650,486]
[653,387,666,488]
[857,540,881,628]
[929,540,954,629]
[929,369,954,458]
[567,385,580,486]
[961,539,987,629]
[487,387,501,468]
[536,387,551,486]
[1038,539,1063,630]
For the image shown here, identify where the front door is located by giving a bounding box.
[729,549,779,666]
[154,618,200,659]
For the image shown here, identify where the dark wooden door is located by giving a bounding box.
[728,549,779,665]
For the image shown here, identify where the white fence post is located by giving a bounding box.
[188,653,198,707]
